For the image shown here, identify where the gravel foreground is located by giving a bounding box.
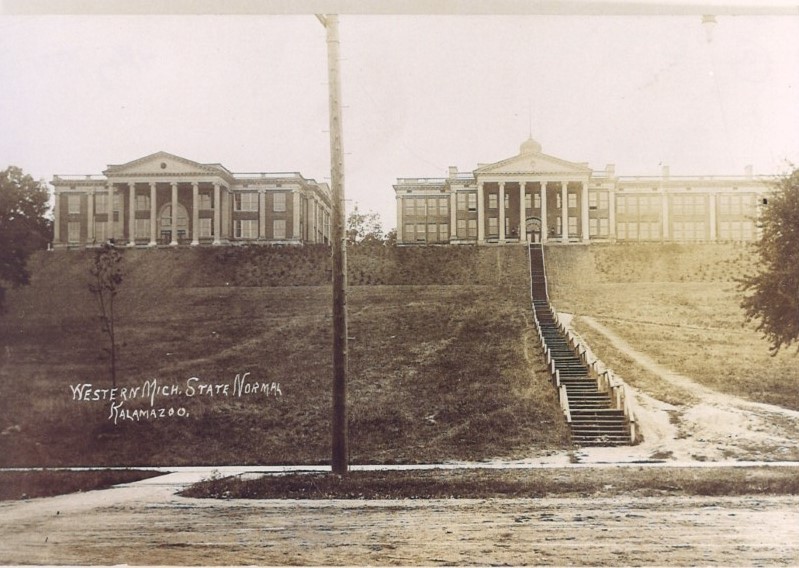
[1,470,798,566]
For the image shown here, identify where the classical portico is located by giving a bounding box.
[51,151,333,249]
[473,138,592,244]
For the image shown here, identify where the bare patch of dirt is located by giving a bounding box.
[569,315,799,463]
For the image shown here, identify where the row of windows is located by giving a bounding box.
[67,192,293,215]
[456,193,478,212]
[718,194,755,216]
[617,194,661,215]
[588,192,610,210]
[718,220,755,241]
[455,219,478,238]
[671,194,706,216]
[403,197,449,217]
[589,218,611,237]
[403,223,450,243]
[672,221,706,241]
[67,218,292,242]
[617,222,662,240]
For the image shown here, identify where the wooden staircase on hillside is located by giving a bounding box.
[529,244,635,447]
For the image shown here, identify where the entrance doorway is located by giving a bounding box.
[526,216,542,244]
[158,202,189,244]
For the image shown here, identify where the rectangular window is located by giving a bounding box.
[555,193,561,209]
[68,194,81,214]
[533,193,540,209]
[555,216,562,234]
[488,193,498,209]
[273,192,286,212]
[68,221,81,243]
[439,223,449,242]
[235,193,258,212]
[199,218,212,238]
[457,193,467,211]
[488,217,498,236]
[467,219,477,238]
[95,221,107,242]
[113,193,122,212]
[95,194,107,214]
[616,195,626,215]
[525,193,532,209]
[589,192,598,209]
[235,219,258,239]
[416,224,425,242]
[438,197,448,217]
[467,193,477,211]
[504,193,510,209]
[568,216,578,235]
[273,219,286,239]
[199,193,212,209]
[136,194,150,211]
[599,218,609,236]
[589,218,599,236]
[456,219,467,238]
[404,198,415,216]
[404,224,415,241]
[568,193,577,209]
[134,219,149,239]
[427,223,438,242]
[599,192,609,210]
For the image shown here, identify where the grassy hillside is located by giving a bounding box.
[545,243,799,411]
[0,245,568,467]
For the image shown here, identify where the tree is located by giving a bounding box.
[346,205,386,245]
[0,166,51,311]
[89,243,124,387]
[739,167,799,353]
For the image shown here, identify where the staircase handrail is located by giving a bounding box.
[558,384,571,423]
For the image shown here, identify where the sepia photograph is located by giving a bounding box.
[1,0,798,565]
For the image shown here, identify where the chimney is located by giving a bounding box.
[448,166,458,178]
[745,165,753,179]
[605,163,616,177]
[662,165,670,179]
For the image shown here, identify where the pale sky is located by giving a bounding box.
[1,8,797,229]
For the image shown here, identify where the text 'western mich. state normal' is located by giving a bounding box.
[69,373,282,424]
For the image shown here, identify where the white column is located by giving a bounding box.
[213,183,221,245]
[191,182,199,245]
[477,182,485,243]
[149,182,157,246]
[259,189,267,239]
[170,182,179,246]
[518,181,526,243]
[221,187,229,241]
[709,193,717,241]
[107,183,115,241]
[561,181,569,243]
[540,181,548,243]
[87,189,95,243]
[498,182,506,242]
[581,180,590,243]
[53,191,61,245]
[449,191,457,240]
[128,183,136,246]
[661,191,669,241]
[293,190,301,240]
[396,196,404,242]
[609,189,617,241]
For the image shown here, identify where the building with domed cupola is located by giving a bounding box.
[394,138,772,245]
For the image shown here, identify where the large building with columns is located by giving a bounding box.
[51,152,332,248]
[394,138,771,245]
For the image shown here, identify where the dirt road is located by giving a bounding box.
[1,471,798,566]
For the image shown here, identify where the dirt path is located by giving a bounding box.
[573,315,799,463]
[1,472,797,566]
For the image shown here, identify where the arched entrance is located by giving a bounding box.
[526,216,542,244]
[158,202,189,244]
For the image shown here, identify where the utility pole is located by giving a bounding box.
[317,14,349,475]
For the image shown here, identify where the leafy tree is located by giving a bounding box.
[739,167,799,353]
[0,166,51,311]
[346,204,386,245]
[89,243,124,387]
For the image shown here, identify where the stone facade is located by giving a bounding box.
[394,138,771,245]
[52,151,333,248]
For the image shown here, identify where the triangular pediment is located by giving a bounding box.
[475,151,591,176]
[104,151,230,178]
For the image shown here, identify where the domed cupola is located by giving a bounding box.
[520,136,542,155]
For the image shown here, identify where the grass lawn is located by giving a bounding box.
[180,466,799,499]
[0,469,164,501]
[0,245,569,467]
[546,243,799,410]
